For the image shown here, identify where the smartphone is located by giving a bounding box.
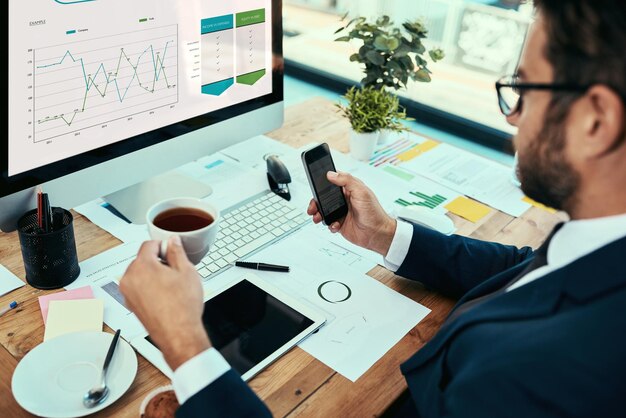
[301,143,349,225]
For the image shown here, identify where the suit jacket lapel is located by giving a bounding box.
[402,236,626,373]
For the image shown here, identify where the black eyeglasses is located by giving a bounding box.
[495,75,589,116]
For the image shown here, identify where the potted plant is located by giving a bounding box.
[336,86,405,161]
[335,15,444,144]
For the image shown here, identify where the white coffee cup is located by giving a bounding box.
[146,198,220,265]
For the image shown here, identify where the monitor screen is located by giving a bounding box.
[4,0,282,197]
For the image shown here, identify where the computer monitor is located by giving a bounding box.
[2,0,283,231]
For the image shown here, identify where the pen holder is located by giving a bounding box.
[17,207,80,290]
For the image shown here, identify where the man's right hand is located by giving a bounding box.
[307,171,396,256]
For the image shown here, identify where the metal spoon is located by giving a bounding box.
[83,329,121,408]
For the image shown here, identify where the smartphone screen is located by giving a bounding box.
[302,144,348,224]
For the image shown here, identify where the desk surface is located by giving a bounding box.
[0,97,565,417]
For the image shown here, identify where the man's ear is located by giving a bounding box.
[582,85,625,158]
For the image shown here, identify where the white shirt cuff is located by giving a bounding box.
[383,220,414,272]
[172,347,231,405]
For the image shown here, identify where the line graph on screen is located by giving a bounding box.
[32,25,178,142]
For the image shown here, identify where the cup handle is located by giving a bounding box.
[159,240,168,261]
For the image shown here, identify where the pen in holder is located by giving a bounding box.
[17,207,80,290]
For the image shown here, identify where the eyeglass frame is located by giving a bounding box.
[495,75,589,116]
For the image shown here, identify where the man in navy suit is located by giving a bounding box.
[120,0,626,416]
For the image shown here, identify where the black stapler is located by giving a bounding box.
[266,155,291,201]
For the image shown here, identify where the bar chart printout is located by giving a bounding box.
[201,15,235,96]
[236,8,266,85]
[395,192,447,209]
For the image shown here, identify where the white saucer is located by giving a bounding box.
[12,331,137,417]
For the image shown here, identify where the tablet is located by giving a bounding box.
[131,273,326,380]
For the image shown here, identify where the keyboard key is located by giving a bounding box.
[218,248,230,257]
[250,231,260,239]
[216,259,228,268]
[197,267,210,278]
[225,253,237,263]
[232,232,243,240]
[286,209,301,219]
[234,233,275,257]
[226,243,238,252]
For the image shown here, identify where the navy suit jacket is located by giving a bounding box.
[177,225,626,417]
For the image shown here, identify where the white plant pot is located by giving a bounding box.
[377,129,393,145]
[349,130,379,161]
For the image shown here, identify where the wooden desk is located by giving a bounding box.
[0,97,565,417]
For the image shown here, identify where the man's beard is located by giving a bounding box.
[516,107,581,212]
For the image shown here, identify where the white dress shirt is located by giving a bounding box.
[173,214,626,404]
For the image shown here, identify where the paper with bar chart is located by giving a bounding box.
[8,0,272,176]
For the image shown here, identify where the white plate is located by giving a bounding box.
[12,331,137,418]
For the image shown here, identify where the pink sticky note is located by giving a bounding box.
[38,286,94,324]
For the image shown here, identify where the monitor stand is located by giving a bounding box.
[104,171,212,224]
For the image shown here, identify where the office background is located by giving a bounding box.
[282,0,531,162]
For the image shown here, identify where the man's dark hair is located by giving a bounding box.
[534,0,626,100]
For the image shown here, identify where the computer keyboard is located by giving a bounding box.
[196,190,310,280]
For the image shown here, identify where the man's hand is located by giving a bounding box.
[119,236,210,371]
[307,171,396,256]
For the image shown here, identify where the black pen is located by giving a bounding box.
[234,261,290,273]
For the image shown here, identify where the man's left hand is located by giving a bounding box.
[119,236,211,371]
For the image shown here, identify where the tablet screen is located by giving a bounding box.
[146,279,315,376]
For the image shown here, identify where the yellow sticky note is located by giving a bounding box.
[522,196,557,214]
[445,196,492,223]
[44,299,104,341]
[396,139,440,162]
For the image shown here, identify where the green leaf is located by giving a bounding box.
[335,36,351,42]
[365,50,385,66]
[341,11,349,21]
[413,69,431,82]
[359,44,372,58]
[429,48,445,62]
[386,60,402,73]
[349,53,360,62]
[334,27,345,34]
[376,15,391,27]
[403,20,428,38]
[392,43,411,57]
[374,35,400,52]
[373,36,389,51]
[398,56,414,71]
[387,37,400,51]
